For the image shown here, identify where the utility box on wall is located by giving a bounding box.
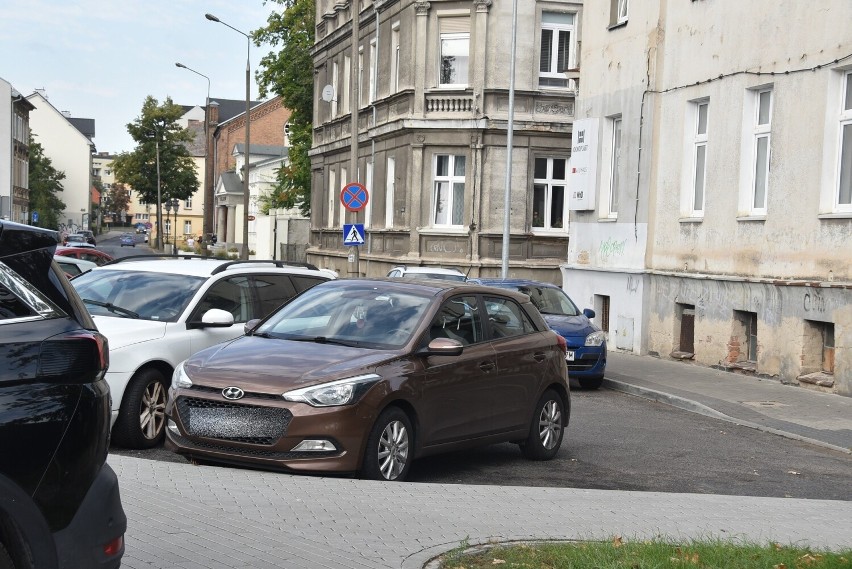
[568,118,599,211]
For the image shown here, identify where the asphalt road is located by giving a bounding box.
[111,387,852,501]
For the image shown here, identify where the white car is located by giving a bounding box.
[55,255,97,278]
[386,265,467,281]
[70,257,334,449]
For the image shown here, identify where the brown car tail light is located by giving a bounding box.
[39,331,110,381]
[555,334,568,355]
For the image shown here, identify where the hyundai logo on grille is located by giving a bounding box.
[222,386,245,400]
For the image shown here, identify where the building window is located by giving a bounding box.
[532,157,567,230]
[609,117,622,216]
[369,38,377,103]
[327,168,337,228]
[339,167,348,228]
[675,303,695,356]
[611,0,628,25]
[331,60,339,117]
[343,55,351,113]
[391,24,400,93]
[439,17,469,87]
[184,196,192,209]
[838,70,852,211]
[183,221,192,235]
[690,100,709,216]
[358,47,364,109]
[751,89,772,214]
[164,219,171,236]
[432,155,465,226]
[385,156,395,228]
[731,310,758,365]
[802,321,835,376]
[539,12,575,88]
[594,294,610,334]
[365,161,373,229]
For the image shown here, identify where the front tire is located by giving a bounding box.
[361,407,413,481]
[112,368,168,449]
[520,389,565,460]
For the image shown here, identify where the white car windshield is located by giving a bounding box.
[72,270,206,322]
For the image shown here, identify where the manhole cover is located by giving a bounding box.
[742,401,787,408]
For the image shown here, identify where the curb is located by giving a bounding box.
[602,378,851,455]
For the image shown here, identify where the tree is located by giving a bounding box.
[108,183,132,218]
[254,0,315,216]
[27,136,66,229]
[112,96,199,207]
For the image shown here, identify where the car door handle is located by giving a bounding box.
[479,361,496,372]
[533,352,546,362]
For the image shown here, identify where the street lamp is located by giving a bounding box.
[206,12,251,260]
[170,198,180,255]
[146,127,164,251]
[175,62,213,250]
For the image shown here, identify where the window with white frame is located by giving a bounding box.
[385,156,396,227]
[612,0,628,25]
[331,60,339,117]
[691,101,709,215]
[358,47,364,108]
[339,167,348,227]
[439,17,469,87]
[164,219,171,236]
[183,221,192,235]
[532,157,567,230]
[391,24,400,93]
[750,89,772,214]
[365,162,373,229]
[838,70,852,211]
[343,55,351,113]
[327,168,337,228]
[433,155,465,226]
[539,12,575,88]
[609,117,622,216]
[369,39,377,104]
[184,196,193,209]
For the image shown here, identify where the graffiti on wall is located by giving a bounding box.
[599,237,627,262]
[803,290,827,313]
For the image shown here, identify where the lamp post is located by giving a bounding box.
[146,127,164,251]
[175,62,213,251]
[169,198,181,255]
[206,12,251,260]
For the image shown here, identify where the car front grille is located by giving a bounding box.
[191,384,283,401]
[168,431,339,460]
[176,396,292,445]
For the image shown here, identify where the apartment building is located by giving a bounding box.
[308,0,581,281]
[0,78,35,224]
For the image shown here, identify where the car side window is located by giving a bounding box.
[252,274,298,319]
[427,295,483,346]
[0,282,36,320]
[291,276,327,294]
[484,296,536,340]
[193,277,252,323]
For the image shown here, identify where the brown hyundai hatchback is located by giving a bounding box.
[165,278,570,481]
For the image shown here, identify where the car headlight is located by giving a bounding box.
[585,331,606,347]
[172,361,193,389]
[283,374,381,407]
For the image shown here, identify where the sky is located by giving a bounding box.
[2,0,280,154]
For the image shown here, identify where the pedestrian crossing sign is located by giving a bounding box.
[343,223,365,246]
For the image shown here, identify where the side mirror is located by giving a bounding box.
[199,308,235,328]
[244,319,261,335]
[422,337,464,356]
[583,308,596,319]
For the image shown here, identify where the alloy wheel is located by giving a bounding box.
[538,400,562,450]
[377,420,410,480]
[140,381,166,440]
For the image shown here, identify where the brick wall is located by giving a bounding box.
[213,97,292,176]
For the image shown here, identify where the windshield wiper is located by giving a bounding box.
[287,336,360,347]
[82,299,140,319]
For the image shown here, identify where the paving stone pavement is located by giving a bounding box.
[111,454,851,569]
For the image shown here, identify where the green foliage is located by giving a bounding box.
[255,0,315,216]
[111,96,199,208]
[107,183,132,217]
[27,136,66,229]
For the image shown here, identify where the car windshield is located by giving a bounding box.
[256,284,433,348]
[512,285,580,317]
[71,270,206,322]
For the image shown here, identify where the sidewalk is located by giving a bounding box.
[111,352,852,569]
[603,351,852,454]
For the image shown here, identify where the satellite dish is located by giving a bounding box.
[321,85,335,102]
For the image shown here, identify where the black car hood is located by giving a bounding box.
[186,335,397,388]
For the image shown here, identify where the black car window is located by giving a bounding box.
[291,275,328,293]
[483,296,536,340]
[0,282,36,320]
[253,275,298,318]
[427,295,483,346]
[192,276,252,323]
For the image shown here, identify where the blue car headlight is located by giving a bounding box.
[585,331,606,347]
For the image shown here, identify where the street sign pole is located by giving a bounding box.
[349,5,360,277]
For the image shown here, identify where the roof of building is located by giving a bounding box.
[68,117,95,139]
[233,144,287,157]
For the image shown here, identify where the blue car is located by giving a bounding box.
[119,233,136,247]
[475,279,607,388]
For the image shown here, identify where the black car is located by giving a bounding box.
[0,221,125,568]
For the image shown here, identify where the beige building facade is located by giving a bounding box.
[308,0,581,281]
[567,1,852,394]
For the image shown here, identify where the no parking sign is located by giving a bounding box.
[340,182,369,212]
